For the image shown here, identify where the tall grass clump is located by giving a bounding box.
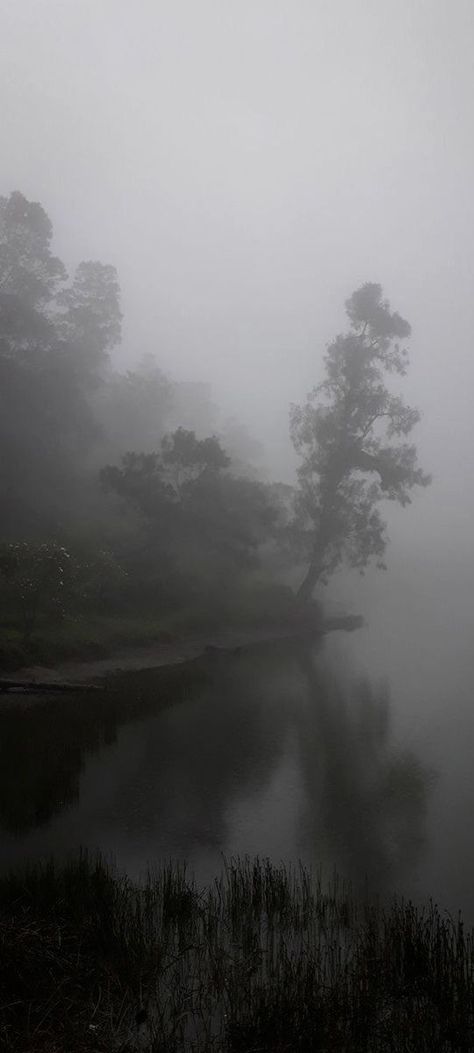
[1,853,474,1051]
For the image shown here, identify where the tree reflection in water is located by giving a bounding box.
[296,644,432,894]
[0,638,432,898]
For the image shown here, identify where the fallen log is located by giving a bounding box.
[0,679,104,694]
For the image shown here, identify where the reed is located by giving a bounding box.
[1,853,473,1051]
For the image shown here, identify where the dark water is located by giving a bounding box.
[1,553,473,918]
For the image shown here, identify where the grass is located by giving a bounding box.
[1,854,473,1051]
[0,616,176,671]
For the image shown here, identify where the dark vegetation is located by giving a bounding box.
[0,191,296,669]
[0,191,428,670]
[0,639,438,1051]
[1,852,473,1052]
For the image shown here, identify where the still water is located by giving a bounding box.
[1,548,473,918]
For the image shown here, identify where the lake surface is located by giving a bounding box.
[1,548,473,918]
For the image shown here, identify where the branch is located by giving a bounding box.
[346,448,402,490]
[358,413,389,440]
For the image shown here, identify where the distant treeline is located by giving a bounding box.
[0,192,295,663]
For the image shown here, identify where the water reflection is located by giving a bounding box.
[0,639,432,896]
[296,647,431,894]
[0,661,211,833]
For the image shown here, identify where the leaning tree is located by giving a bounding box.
[290,283,431,601]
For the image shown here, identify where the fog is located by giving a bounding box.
[6,14,474,1044]
[3,0,474,925]
[3,0,474,544]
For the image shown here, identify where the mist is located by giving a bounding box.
[2,3,474,1048]
[3,1,474,518]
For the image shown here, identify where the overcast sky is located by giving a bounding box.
[2,0,474,550]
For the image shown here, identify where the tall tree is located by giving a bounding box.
[0,191,121,535]
[290,283,431,600]
[57,260,122,378]
[0,191,66,309]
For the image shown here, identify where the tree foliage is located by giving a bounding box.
[57,260,122,376]
[290,283,431,598]
[0,541,72,640]
[0,540,127,641]
[0,192,122,535]
[0,191,66,308]
[101,429,279,578]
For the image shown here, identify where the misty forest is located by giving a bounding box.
[2,3,474,1051]
[0,191,430,661]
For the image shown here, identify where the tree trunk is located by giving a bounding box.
[296,559,322,603]
[297,517,332,603]
[297,489,338,603]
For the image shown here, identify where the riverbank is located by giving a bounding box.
[1,608,363,686]
[0,585,321,674]
[1,852,472,1052]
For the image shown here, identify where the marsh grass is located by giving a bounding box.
[1,853,473,1051]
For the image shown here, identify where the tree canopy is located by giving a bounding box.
[101,429,280,582]
[290,283,431,599]
[0,192,122,536]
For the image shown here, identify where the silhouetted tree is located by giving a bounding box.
[0,191,121,535]
[0,191,66,310]
[161,427,230,493]
[57,260,122,378]
[101,430,279,587]
[290,283,431,600]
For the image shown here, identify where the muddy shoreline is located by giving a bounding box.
[4,614,363,689]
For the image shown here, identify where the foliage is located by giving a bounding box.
[0,192,122,537]
[0,541,72,640]
[69,545,128,610]
[0,190,66,309]
[0,190,287,652]
[2,191,432,658]
[101,429,279,584]
[161,425,230,490]
[291,283,431,597]
[0,540,126,641]
[57,259,122,376]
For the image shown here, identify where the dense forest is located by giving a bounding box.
[0,192,298,668]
